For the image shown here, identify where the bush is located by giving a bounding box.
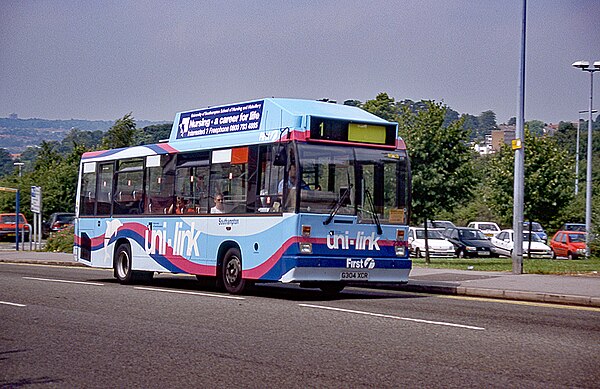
[44,225,74,253]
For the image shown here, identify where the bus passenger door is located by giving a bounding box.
[76,162,97,263]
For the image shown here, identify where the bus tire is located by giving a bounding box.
[114,243,153,284]
[114,243,134,284]
[221,247,246,294]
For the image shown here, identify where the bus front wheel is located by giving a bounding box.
[221,247,247,294]
[114,243,152,284]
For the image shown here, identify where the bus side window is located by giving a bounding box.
[96,163,114,216]
[80,170,96,216]
[209,147,249,214]
[145,154,175,214]
[175,152,209,214]
[113,159,144,215]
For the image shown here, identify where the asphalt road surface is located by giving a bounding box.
[1,263,599,388]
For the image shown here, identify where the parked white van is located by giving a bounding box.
[467,221,501,238]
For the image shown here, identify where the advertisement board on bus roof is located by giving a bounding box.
[176,100,264,140]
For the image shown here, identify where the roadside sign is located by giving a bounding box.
[31,186,41,213]
[512,139,522,150]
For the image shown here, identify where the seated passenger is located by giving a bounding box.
[210,193,226,214]
[168,197,188,214]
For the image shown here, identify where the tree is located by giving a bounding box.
[0,148,14,177]
[102,113,137,149]
[59,128,103,153]
[135,123,172,145]
[396,101,474,262]
[343,99,362,107]
[34,141,62,172]
[554,121,577,155]
[478,110,497,132]
[19,147,40,170]
[526,120,545,136]
[460,114,479,140]
[443,108,460,128]
[484,130,575,229]
[0,139,86,220]
[362,93,399,122]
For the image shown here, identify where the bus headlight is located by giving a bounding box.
[299,242,312,254]
[395,228,407,256]
[395,245,406,257]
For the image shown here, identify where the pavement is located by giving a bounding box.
[1,250,599,307]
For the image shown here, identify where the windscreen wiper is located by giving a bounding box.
[365,188,383,235]
[323,184,353,225]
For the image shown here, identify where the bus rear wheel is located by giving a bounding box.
[221,247,247,294]
[114,243,152,284]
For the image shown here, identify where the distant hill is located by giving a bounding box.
[0,117,169,154]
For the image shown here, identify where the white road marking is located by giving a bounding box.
[134,286,245,300]
[23,277,104,286]
[299,303,485,331]
[0,301,26,307]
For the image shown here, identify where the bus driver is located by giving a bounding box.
[278,164,309,194]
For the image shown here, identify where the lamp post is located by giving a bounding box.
[572,60,600,257]
[576,109,597,195]
[512,0,526,274]
[13,162,24,251]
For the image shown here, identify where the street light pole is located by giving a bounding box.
[576,109,597,195]
[512,0,527,274]
[13,162,24,251]
[572,60,600,257]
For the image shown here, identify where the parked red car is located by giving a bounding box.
[549,231,587,260]
[0,213,30,241]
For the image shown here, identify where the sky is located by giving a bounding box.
[1,0,599,125]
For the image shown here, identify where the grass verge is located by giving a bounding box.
[412,256,600,275]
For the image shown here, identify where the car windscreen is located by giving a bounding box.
[1,215,24,223]
[523,232,542,242]
[479,223,498,231]
[415,229,444,239]
[460,229,487,240]
[56,214,75,223]
[433,221,454,229]
[568,233,586,243]
[524,222,543,231]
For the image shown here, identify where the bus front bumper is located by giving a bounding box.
[276,255,411,284]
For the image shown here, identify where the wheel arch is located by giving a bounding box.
[113,238,131,266]
[216,240,242,270]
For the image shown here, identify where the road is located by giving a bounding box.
[1,263,599,388]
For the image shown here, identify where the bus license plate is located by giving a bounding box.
[340,271,369,280]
